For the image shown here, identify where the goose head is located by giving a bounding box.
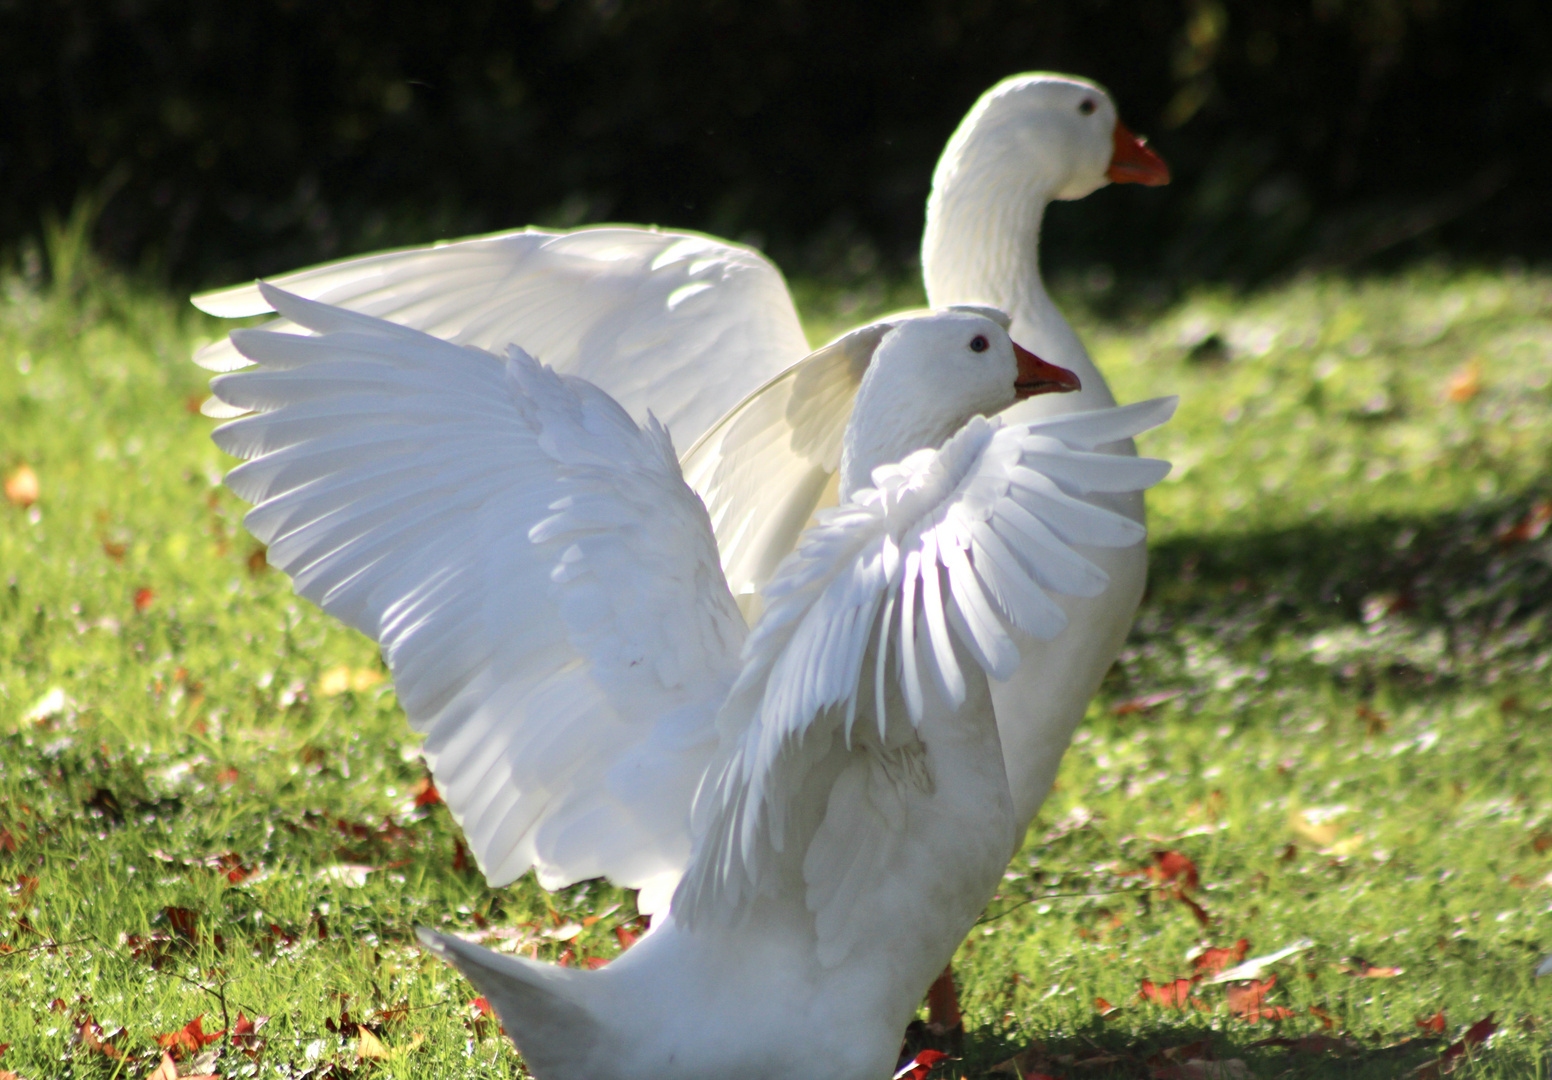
[923,74,1168,321]
[838,308,1078,499]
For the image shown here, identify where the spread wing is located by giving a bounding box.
[192,226,811,449]
[675,398,1176,959]
[210,285,745,912]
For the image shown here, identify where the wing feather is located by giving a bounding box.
[208,287,746,906]
[193,227,811,450]
[674,400,1176,957]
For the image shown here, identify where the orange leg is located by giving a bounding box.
[925,964,961,1032]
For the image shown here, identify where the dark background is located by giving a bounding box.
[4,0,1549,293]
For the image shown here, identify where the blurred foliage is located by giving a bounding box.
[3,0,1550,289]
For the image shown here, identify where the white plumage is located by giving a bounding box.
[192,73,1169,842]
[210,287,1171,1079]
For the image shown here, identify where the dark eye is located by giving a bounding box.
[1078,99,1097,116]
[969,335,989,353]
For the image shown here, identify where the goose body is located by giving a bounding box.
[191,74,1167,846]
[211,286,1172,1079]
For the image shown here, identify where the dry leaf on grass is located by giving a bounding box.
[4,464,38,507]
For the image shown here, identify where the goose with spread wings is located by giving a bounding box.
[208,285,1172,1079]
[192,74,1170,857]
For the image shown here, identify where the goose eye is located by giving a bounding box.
[969,335,989,353]
[1078,99,1097,116]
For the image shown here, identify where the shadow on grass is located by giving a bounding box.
[1131,488,1552,697]
[957,1019,1462,1079]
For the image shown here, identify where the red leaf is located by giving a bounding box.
[154,1014,223,1056]
[413,777,442,807]
[1308,1005,1336,1029]
[471,997,494,1018]
[614,924,639,950]
[1417,1010,1446,1034]
[1192,939,1249,975]
[894,1049,951,1080]
[1149,850,1200,890]
[214,766,239,785]
[134,587,156,612]
[1139,978,1205,1010]
[1094,996,1121,1018]
[163,906,201,942]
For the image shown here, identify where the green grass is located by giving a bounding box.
[2,251,1550,1079]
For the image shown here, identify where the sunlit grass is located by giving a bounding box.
[2,256,1550,1078]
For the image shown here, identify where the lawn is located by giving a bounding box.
[2,235,1550,1079]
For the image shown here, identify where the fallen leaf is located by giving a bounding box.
[1442,358,1481,402]
[1498,500,1552,546]
[1346,956,1403,978]
[246,545,269,575]
[147,1049,219,1080]
[1093,996,1121,1018]
[412,777,442,808]
[231,1012,269,1060]
[1225,976,1277,1019]
[1149,850,1200,891]
[1139,978,1206,1011]
[358,1025,390,1061]
[1417,1010,1446,1034]
[4,465,38,508]
[894,1049,952,1080]
[614,924,639,950]
[1410,1014,1497,1078]
[1290,808,1343,847]
[154,1014,223,1055]
[1206,938,1314,984]
[1191,939,1249,975]
[134,587,156,612]
[1113,690,1181,715]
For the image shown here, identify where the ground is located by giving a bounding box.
[2,245,1550,1078]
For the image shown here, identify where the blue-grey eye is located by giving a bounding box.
[970,335,989,353]
[1079,99,1097,116]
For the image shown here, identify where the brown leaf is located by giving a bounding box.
[1192,940,1249,975]
[1093,996,1120,1018]
[4,465,38,508]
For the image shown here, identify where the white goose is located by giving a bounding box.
[211,286,1173,1080]
[191,72,1168,855]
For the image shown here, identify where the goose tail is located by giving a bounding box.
[417,927,602,1080]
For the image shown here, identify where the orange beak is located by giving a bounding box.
[1106,120,1170,186]
[1014,343,1081,398]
